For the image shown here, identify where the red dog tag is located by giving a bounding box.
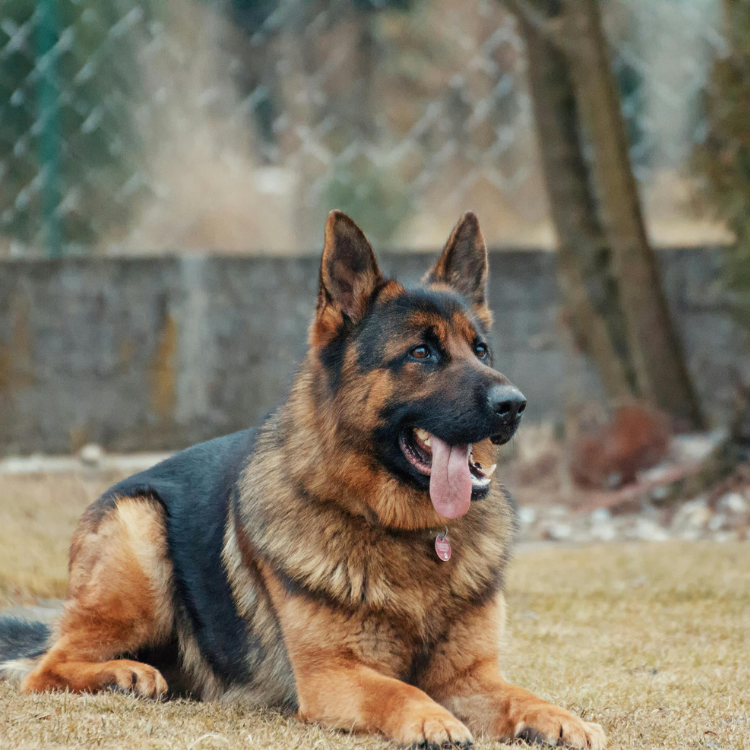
[435,532,452,562]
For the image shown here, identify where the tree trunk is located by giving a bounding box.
[508,0,633,400]
[561,0,704,429]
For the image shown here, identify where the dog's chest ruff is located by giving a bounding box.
[238,467,511,628]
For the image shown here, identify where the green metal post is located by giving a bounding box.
[37,0,63,257]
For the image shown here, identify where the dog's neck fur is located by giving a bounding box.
[274,353,448,531]
[240,370,515,620]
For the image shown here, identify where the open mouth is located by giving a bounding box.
[399,427,497,519]
[400,428,497,486]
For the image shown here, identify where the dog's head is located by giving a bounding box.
[308,210,525,521]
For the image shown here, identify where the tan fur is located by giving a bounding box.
[423,595,605,747]
[230,211,604,747]
[260,563,473,746]
[22,497,172,697]
[424,213,493,328]
[10,211,606,749]
[310,211,382,348]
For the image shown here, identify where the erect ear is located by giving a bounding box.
[424,212,489,316]
[314,211,382,339]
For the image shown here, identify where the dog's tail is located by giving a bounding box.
[0,616,51,684]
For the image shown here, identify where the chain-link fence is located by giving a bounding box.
[0,0,730,257]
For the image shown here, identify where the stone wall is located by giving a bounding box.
[1,248,747,455]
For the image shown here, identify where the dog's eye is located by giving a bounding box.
[410,345,430,360]
[475,343,488,359]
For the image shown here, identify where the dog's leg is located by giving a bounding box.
[261,569,474,747]
[22,496,173,698]
[421,593,607,750]
[296,660,474,747]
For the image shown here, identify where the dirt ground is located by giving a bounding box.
[1,472,749,749]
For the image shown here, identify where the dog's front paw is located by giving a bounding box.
[512,703,606,750]
[391,704,474,748]
[107,660,168,699]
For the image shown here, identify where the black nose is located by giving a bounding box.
[487,384,527,420]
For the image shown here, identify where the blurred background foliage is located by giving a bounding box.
[0,0,161,253]
[0,0,735,256]
[696,0,750,327]
[1,0,749,498]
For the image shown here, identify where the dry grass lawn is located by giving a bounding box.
[0,472,749,749]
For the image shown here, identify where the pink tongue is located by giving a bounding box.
[429,436,472,519]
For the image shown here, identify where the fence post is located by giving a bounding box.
[37,0,63,257]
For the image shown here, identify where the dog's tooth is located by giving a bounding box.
[484,463,497,477]
[415,428,430,442]
[423,436,431,447]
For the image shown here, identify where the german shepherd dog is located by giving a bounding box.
[0,212,605,749]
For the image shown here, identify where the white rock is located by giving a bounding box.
[641,503,664,520]
[589,508,616,541]
[518,507,537,526]
[713,530,739,543]
[639,463,674,483]
[671,430,726,463]
[591,508,612,523]
[672,498,710,531]
[78,443,104,466]
[708,513,726,532]
[591,522,616,542]
[718,492,748,515]
[634,518,670,542]
[546,522,573,541]
[677,527,703,541]
[650,485,669,501]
